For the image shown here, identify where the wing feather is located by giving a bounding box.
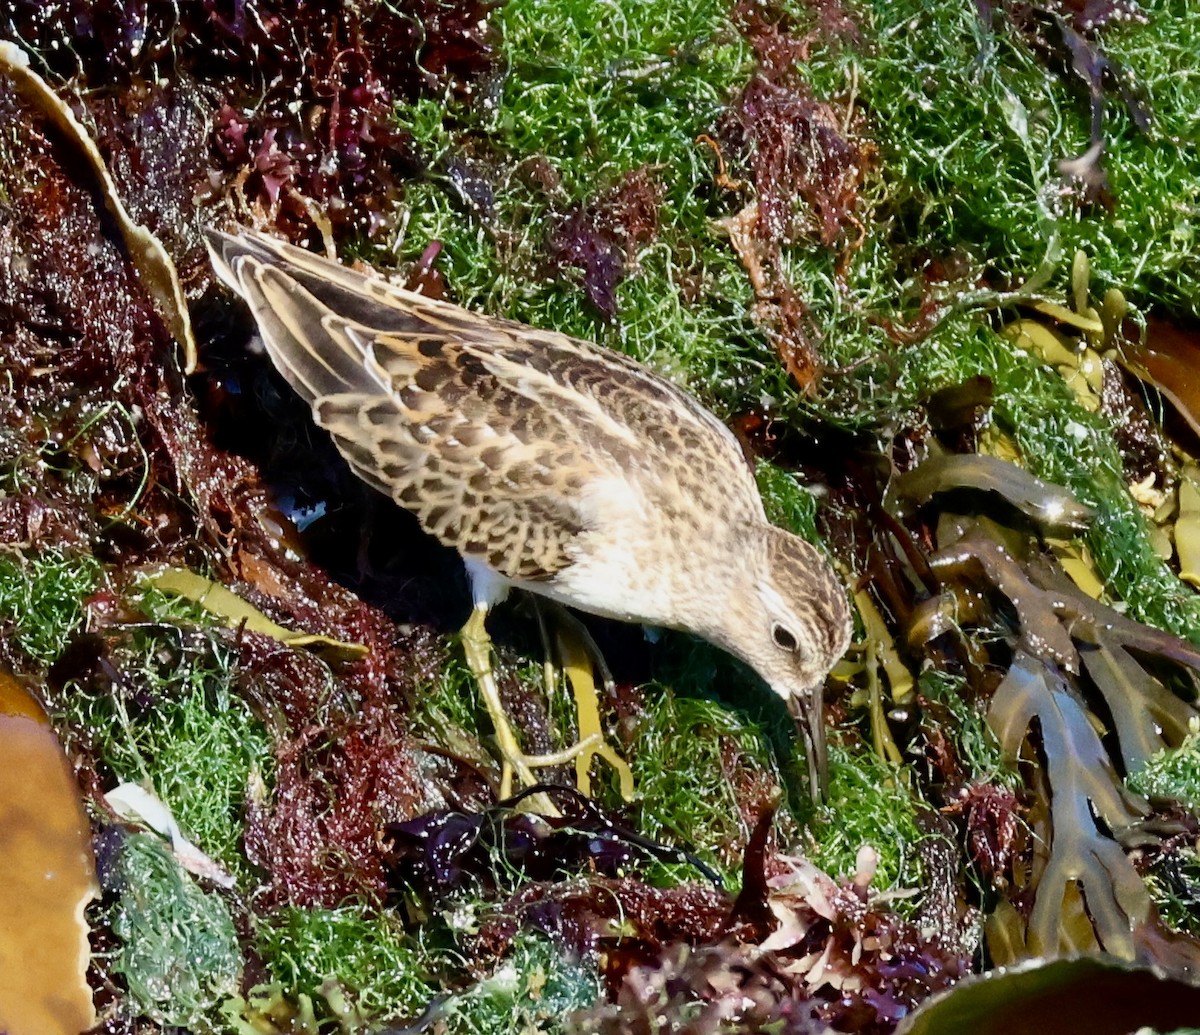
[206,228,762,579]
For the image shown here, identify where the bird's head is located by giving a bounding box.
[712,524,852,803]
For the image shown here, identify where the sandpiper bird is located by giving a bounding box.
[206,228,852,802]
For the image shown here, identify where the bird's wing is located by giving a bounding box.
[207,229,762,579]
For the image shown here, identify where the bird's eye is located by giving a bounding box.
[772,623,799,652]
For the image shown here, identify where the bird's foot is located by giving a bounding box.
[459,606,573,815]
[547,607,636,802]
[460,603,635,811]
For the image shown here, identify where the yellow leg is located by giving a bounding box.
[459,604,622,811]
[533,599,636,799]
[460,604,538,795]
[554,623,636,801]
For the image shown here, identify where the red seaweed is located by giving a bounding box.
[547,166,665,319]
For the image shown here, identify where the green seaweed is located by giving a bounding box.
[437,932,603,1035]
[812,741,928,894]
[495,0,748,187]
[1141,846,1200,941]
[0,547,101,666]
[111,832,242,1029]
[1129,727,1200,813]
[919,669,1013,789]
[796,0,1200,316]
[630,685,787,887]
[251,904,438,1023]
[67,623,270,883]
[756,459,822,543]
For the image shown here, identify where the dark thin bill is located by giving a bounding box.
[789,685,828,803]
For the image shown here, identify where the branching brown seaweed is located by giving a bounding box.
[878,449,1200,975]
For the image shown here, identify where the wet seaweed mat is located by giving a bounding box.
[2,0,1200,1032]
